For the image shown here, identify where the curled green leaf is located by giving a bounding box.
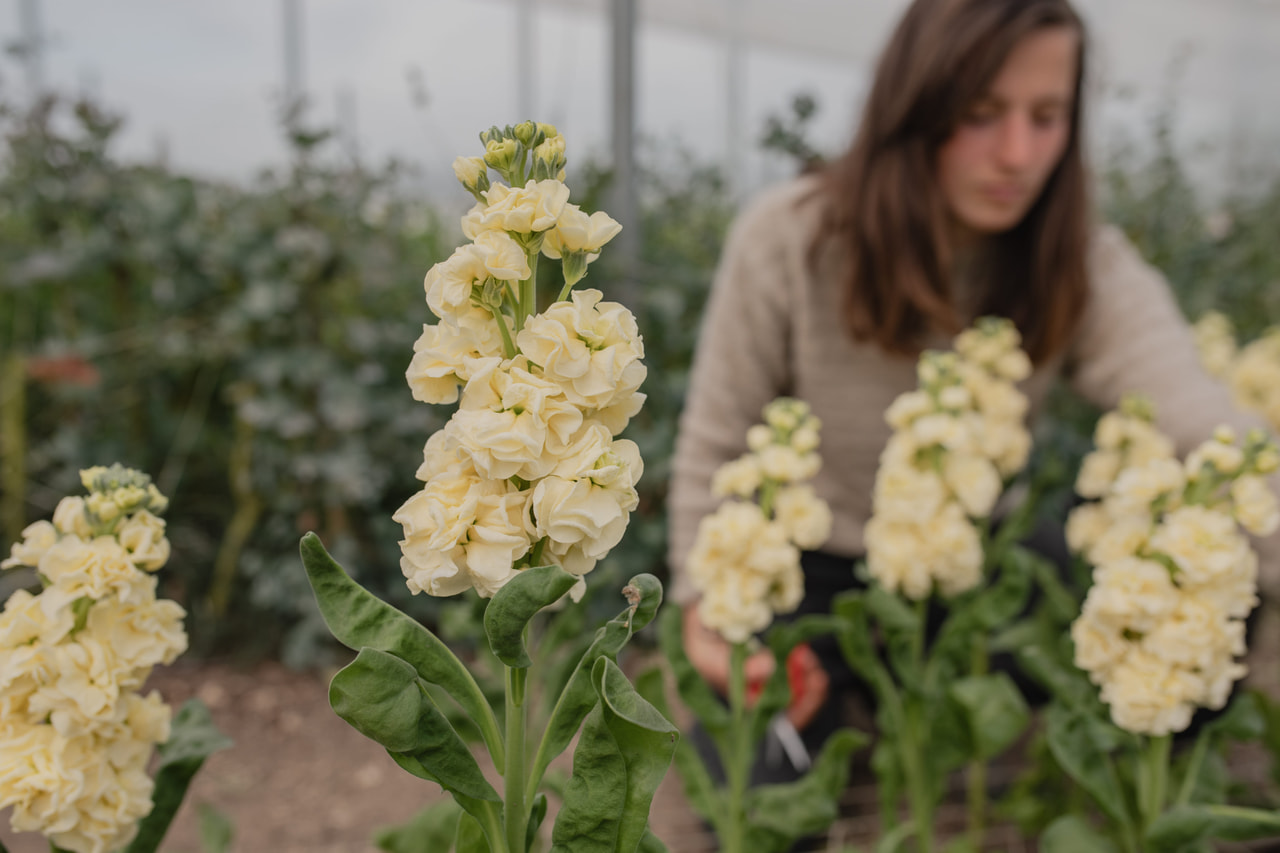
[485,563,579,668]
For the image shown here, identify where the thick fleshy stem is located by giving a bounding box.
[722,641,750,853]
[903,597,935,853]
[1137,733,1172,838]
[967,631,989,850]
[505,665,529,853]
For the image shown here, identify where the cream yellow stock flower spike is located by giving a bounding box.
[865,316,1031,600]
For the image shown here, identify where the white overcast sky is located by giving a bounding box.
[1,0,1276,197]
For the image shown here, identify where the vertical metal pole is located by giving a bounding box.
[18,0,44,103]
[725,0,747,198]
[610,0,640,309]
[516,0,534,121]
[337,86,359,162]
[283,0,305,122]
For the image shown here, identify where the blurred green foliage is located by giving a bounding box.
[2,87,1276,667]
[0,92,735,665]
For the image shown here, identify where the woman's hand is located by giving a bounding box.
[681,604,828,731]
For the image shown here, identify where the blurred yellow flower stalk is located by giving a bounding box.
[0,465,188,853]
[1067,398,1280,735]
[688,397,832,643]
[864,317,1032,599]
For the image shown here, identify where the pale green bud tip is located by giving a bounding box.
[1253,441,1280,474]
[1118,393,1156,421]
[78,463,168,517]
[513,120,538,146]
[1212,424,1237,445]
[483,139,519,171]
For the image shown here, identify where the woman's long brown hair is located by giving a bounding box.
[810,0,1091,364]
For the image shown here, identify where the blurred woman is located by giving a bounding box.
[667,0,1279,779]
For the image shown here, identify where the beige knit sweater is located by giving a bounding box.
[666,174,1280,605]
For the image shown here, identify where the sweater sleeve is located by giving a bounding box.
[1066,225,1280,596]
[665,185,801,605]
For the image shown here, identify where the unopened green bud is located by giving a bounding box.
[561,250,589,288]
[478,277,506,312]
[479,126,505,146]
[1255,443,1280,474]
[484,138,520,172]
[532,135,567,181]
[1118,393,1156,421]
[513,120,539,147]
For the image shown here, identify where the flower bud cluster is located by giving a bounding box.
[1068,398,1279,735]
[398,124,642,601]
[1192,312,1280,432]
[689,398,832,644]
[863,317,1032,600]
[0,467,187,853]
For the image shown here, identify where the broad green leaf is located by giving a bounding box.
[864,585,920,635]
[382,761,501,853]
[550,658,678,853]
[596,658,680,853]
[375,801,461,853]
[485,563,580,668]
[125,698,232,853]
[1025,547,1082,624]
[1202,690,1265,742]
[925,690,973,779]
[531,575,666,791]
[455,812,489,853]
[198,804,234,853]
[299,533,504,767]
[744,728,867,852]
[657,605,730,739]
[1014,642,1096,710]
[928,552,1031,687]
[941,838,980,853]
[948,673,1030,760]
[1146,805,1280,850]
[873,823,916,853]
[527,793,549,851]
[636,828,669,853]
[329,647,499,803]
[1045,704,1133,827]
[635,665,721,825]
[832,592,895,698]
[1040,815,1119,853]
[550,702,628,850]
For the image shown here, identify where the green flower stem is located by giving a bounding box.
[903,597,934,853]
[759,479,778,520]
[722,641,750,853]
[967,631,989,850]
[492,305,519,361]
[1175,729,1211,806]
[517,251,538,333]
[1138,734,1172,837]
[902,696,935,853]
[505,664,529,853]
